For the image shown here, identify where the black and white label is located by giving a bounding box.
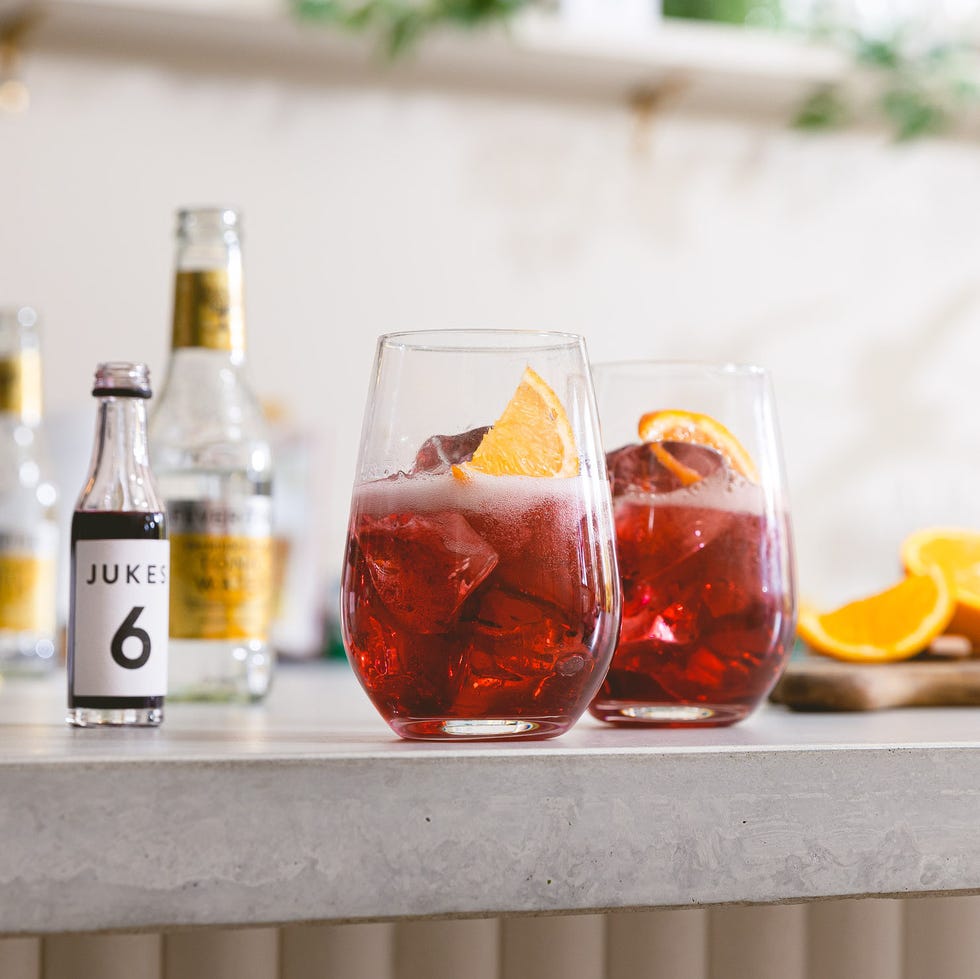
[72,539,170,698]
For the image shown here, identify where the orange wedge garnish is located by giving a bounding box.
[646,443,703,487]
[901,528,980,645]
[797,568,954,663]
[466,366,579,477]
[638,409,758,481]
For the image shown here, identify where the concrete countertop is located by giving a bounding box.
[1,661,979,935]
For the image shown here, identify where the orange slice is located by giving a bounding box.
[797,568,955,663]
[465,366,579,477]
[637,409,758,481]
[650,443,703,487]
[901,528,980,645]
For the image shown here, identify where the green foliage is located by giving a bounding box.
[646,3,980,141]
[292,0,532,55]
[290,0,980,141]
[663,0,780,27]
[801,30,980,141]
[794,86,849,131]
[664,0,751,24]
[880,86,947,141]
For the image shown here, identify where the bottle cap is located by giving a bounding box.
[92,362,152,399]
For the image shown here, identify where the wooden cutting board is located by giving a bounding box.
[770,656,980,711]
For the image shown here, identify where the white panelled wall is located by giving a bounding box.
[1,899,979,978]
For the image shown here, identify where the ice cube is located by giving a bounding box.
[355,511,498,634]
[468,496,595,616]
[606,441,725,497]
[350,612,467,715]
[621,593,700,647]
[455,586,595,714]
[467,585,589,675]
[345,551,470,712]
[412,426,490,474]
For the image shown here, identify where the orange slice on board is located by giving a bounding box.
[797,568,955,663]
[463,366,579,478]
[901,528,980,646]
[638,409,759,481]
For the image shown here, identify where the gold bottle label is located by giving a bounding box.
[0,528,57,632]
[168,499,273,640]
[171,270,244,352]
[0,349,42,420]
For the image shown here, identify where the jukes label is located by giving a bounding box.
[168,498,273,641]
[72,539,170,697]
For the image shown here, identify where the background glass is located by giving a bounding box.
[342,330,621,741]
[590,361,796,727]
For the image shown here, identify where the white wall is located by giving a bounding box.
[3,32,979,616]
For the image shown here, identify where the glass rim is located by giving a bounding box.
[378,329,586,354]
[592,359,769,377]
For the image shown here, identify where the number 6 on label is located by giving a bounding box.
[112,606,151,669]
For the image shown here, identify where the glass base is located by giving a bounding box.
[389,716,571,741]
[167,638,273,703]
[0,635,59,676]
[590,701,752,728]
[67,706,163,727]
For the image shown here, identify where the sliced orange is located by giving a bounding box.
[797,568,955,663]
[465,366,579,477]
[650,443,703,487]
[637,409,759,481]
[901,528,980,645]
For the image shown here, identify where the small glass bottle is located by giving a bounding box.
[149,207,274,702]
[68,363,169,727]
[0,307,58,674]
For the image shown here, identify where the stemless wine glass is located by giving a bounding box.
[341,330,621,741]
[590,362,797,727]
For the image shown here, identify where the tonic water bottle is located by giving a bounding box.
[149,207,274,702]
[0,307,58,674]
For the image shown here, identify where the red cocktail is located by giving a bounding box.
[342,333,620,741]
[589,363,796,727]
[590,441,793,725]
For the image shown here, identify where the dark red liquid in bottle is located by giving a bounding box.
[68,510,167,710]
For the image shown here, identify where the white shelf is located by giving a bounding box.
[28,0,848,108]
[2,663,980,934]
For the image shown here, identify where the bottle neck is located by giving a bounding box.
[0,346,42,425]
[171,241,246,361]
[77,395,161,512]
